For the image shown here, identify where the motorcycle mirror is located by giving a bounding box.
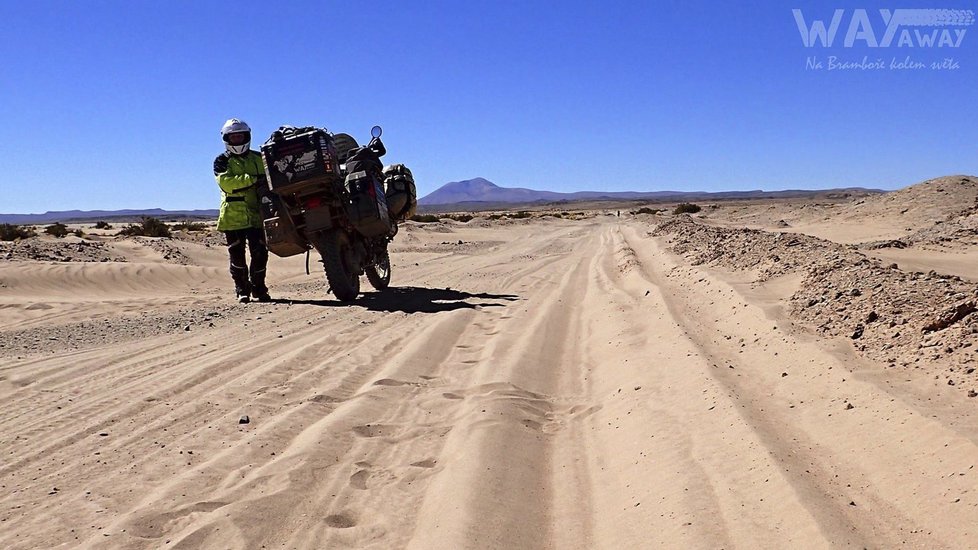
[370,125,383,138]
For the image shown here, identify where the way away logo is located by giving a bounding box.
[793,8,974,71]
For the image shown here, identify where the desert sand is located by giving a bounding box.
[3,176,978,549]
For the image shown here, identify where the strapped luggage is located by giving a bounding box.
[382,164,417,221]
[345,146,384,176]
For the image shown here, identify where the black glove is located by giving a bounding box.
[255,174,270,195]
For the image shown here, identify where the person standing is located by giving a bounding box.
[213,118,271,303]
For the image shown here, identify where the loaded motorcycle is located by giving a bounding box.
[258,125,417,302]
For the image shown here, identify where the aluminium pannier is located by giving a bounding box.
[261,126,342,196]
[345,170,393,237]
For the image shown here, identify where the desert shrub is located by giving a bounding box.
[0,224,36,241]
[635,207,662,215]
[673,203,702,214]
[171,220,207,232]
[409,214,440,223]
[44,223,69,238]
[509,211,532,219]
[444,214,473,223]
[72,229,85,238]
[94,221,112,229]
[119,217,172,238]
[487,214,504,220]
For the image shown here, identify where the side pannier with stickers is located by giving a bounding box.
[260,126,341,196]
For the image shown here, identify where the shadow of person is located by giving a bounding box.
[276,286,519,314]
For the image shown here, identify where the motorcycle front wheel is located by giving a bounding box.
[316,229,360,302]
[365,250,391,291]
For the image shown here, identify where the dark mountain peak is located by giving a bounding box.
[420,178,512,205]
[441,178,500,191]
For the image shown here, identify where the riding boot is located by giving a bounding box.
[231,264,251,302]
[248,228,271,302]
[250,271,271,302]
[226,230,253,302]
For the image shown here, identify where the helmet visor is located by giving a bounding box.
[224,132,250,146]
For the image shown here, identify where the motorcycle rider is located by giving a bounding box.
[213,118,271,303]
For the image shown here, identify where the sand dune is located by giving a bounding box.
[707,175,978,244]
[2,211,978,548]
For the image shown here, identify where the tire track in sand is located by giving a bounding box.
[5,218,978,549]
[617,222,978,548]
[79,226,574,548]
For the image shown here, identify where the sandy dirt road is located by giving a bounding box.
[2,217,977,549]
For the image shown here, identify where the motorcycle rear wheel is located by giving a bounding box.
[365,251,391,290]
[317,229,360,302]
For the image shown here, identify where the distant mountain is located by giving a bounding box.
[2,178,887,223]
[0,208,218,224]
[419,178,884,206]
[419,177,680,205]
[419,178,560,204]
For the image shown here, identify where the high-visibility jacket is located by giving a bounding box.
[213,150,265,231]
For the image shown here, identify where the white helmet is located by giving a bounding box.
[221,118,251,155]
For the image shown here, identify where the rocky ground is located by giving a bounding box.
[131,236,196,265]
[169,229,226,248]
[866,204,978,249]
[0,239,126,263]
[652,215,978,399]
[0,306,235,357]
[0,229,226,266]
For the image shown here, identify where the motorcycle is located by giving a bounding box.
[260,125,403,302]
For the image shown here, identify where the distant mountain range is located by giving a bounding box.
[419,177,883,207]
[0,209,218,224]
[1,178,885,223]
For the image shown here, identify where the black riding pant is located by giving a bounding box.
[224,227,268,292]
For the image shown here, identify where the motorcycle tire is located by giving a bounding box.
[365,250,392,291]
[317,229,360,302]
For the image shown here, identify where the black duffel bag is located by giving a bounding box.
[345,145,384,176]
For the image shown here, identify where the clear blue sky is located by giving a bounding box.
[1,0,975,213]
